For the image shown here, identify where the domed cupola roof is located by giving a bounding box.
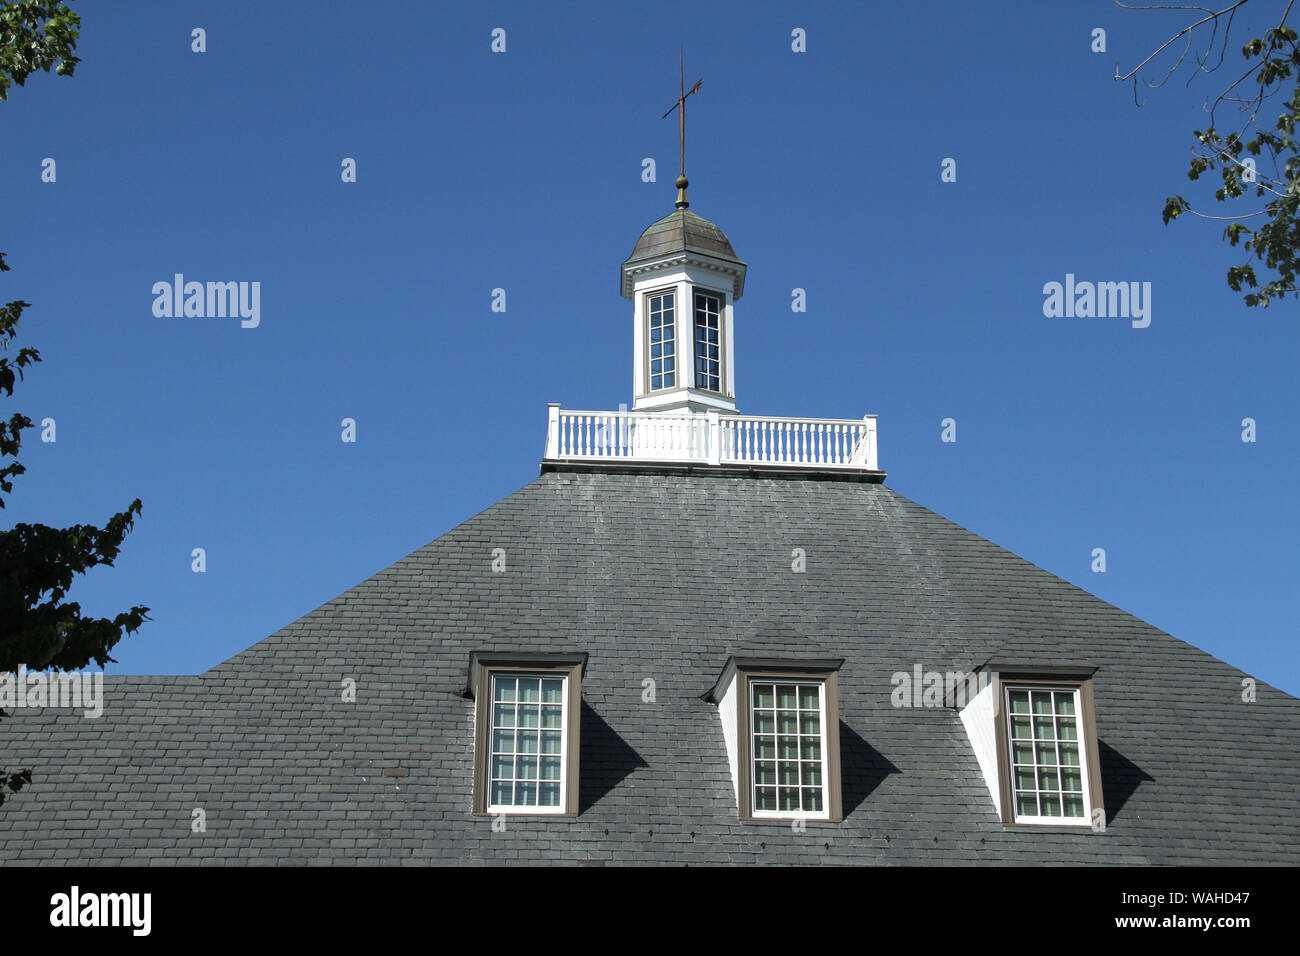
[620,208,746,300]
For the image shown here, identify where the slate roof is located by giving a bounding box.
[3,468,1298,865]
[623,209,744,268]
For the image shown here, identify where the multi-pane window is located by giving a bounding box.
[1005,686,1087,821]
[488,674,567,813]
[693,291,721,391]
[648,292,676,391]
[750,680,826,816]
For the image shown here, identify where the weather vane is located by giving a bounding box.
[662,46,701,209]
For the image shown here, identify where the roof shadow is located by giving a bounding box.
[1097,738,1154,824]
[578,700,648,814]
[839,719,899,816]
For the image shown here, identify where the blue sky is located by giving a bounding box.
[3,0,1296,696]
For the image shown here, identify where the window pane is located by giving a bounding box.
[754,737,776,759]
[540,756,562,781]
[779,788,798,811]
[754,761,776,785]
[492,704,515,728]
[754,711,775,734]
[755,787,777,811]
[492,730,513,753]
[517,756,538,780]
[538,783,560,807]
[516,782,537,805]
[491,755,514,780]
[805,790,823,812]
[777,712,797,734]
[798,686,819,709]
[494,678,516,702]
[491,781,513,805]
[801,763,822,787]
[518,679,540,703]
[517,705,539,728]
[539,731,562,755]
[518,731,538,754]
[800,737,821,761]
[1005,684,1089,821]
[776,686,798,709]
[800,713,820,735]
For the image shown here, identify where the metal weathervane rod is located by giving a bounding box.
[662,46,701,209]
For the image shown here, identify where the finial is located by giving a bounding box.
[662,46,701,210]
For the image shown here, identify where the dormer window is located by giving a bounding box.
[693,290,722,392]
[707,656,844,822]
[468,652,585,817]
[957,662,1104,829]
[647,291,676,391]
[1004,685,1090,821]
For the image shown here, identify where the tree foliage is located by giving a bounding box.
[1118,0,1300,306]
[2,1,150,809]
[0,0,79,100]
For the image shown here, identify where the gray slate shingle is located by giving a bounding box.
[2,469,1296,865]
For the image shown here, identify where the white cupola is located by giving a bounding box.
[621,202,746,414]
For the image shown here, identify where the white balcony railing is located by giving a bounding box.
[543,405,879,472]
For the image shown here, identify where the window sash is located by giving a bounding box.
[1003,684,1091,824]
[693,292,721,392]
[647,292,676,391]
[748,678,829,818]
[486,672,568,814]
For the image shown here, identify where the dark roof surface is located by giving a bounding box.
[3,469,1297,865]
[623,209,744,267]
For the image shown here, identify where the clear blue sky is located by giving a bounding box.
[3,1,1296,696]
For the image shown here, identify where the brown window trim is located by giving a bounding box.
[719,659,843,823]
[987,666,1104,830]
[468,652,586,818]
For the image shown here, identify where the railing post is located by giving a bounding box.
[864,415,877,470]
[545,403,561,459]
[706,411,721,465]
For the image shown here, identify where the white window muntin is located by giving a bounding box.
[647,291,676,391]
[693,291,721,392]
[1003,684,1092,826]
[487,672,568,815]
[749,678,830,820]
